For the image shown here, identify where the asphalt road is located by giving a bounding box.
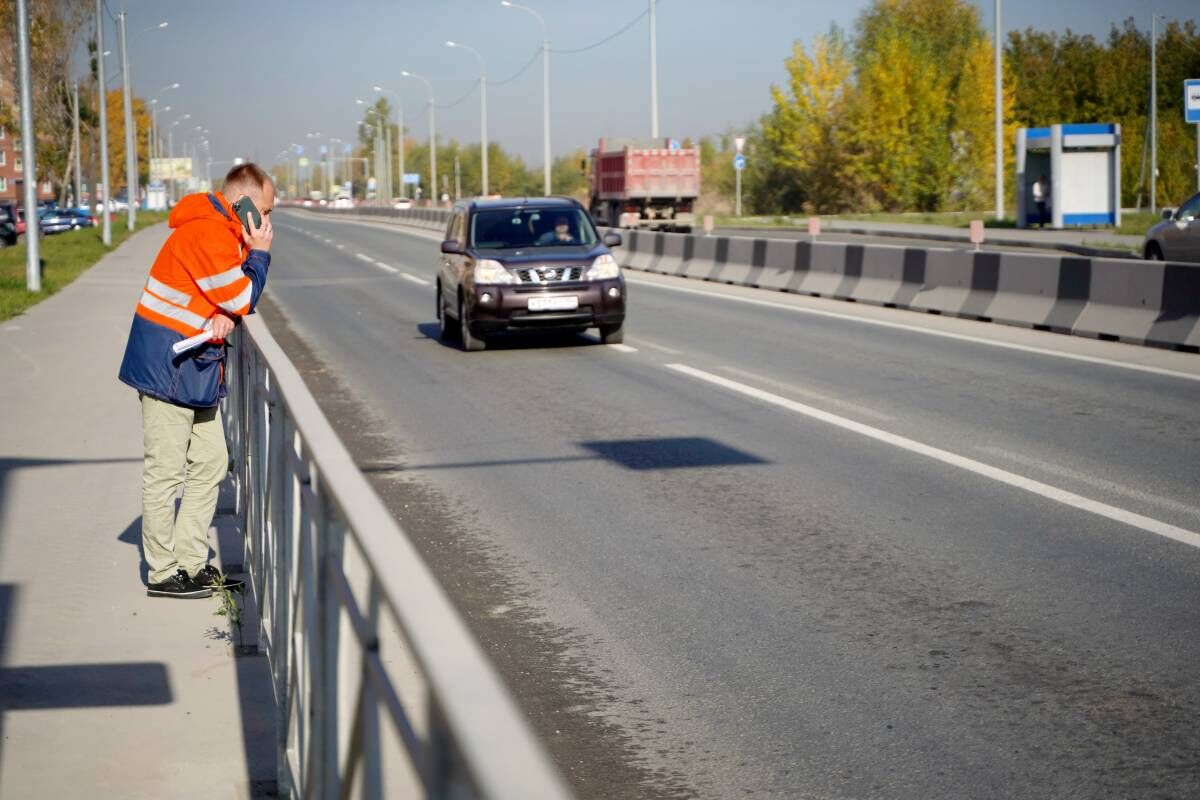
[264,209,1200,799]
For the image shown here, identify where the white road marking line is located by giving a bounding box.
[608,343,638,353]
[374,262,399,274]
[401,273,431,286]
[336,244,345,250]
[354,252,375,264]
[629,277,1200,384]
[977,445,1200,520]
[666,363,1200,550]
[626,336,683,355]
[718,365,897,423]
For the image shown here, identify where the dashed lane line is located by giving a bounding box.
[401,273,431,286]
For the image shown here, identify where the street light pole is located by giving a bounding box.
[16,0,40,289]
[402,71,437,206]
[118,7,136,229]
[374,86,407,199]
[447,41,488,196]
[1150,12,1158,215]
[73,81,83,210]
[502,1,551,195]
[994,0,1003,220]
[96,0,112,245]
[649,0,659,139]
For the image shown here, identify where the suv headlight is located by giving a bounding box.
[585,253,621,281]
[473,258,515,285]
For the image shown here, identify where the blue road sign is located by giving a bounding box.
[733,154,746,171]
[668,139,680,151]
[344,144,352,153]
[1186,79,1200,124]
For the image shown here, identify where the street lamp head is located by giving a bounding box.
[501,1,512,5]
[446,40,457,48]
[157,21,168,28]
[355,98,365,105]
[401,70,411,77]
[171,82,180,89]
[373,86,383,92]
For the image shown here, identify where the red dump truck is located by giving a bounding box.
[588,138,700,233]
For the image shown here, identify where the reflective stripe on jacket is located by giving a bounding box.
[118,191,270,408]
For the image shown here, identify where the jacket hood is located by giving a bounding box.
[168,191,243,240]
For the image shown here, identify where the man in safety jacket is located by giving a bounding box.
[118,163,274,598]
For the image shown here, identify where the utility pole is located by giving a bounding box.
[118,6,136,229]
[73,82,83,210]
[1150,12,1158,214]
[16,0,40,290]
[96,0,112,245]
[454,152,461,201]
[649,0,659,139]
[994,0,1004,220]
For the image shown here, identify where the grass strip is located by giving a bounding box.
[0,211,169,322]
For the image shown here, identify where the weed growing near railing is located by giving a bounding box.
[212,573,243,648]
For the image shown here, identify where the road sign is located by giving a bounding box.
[734,136,745,153]
[319,145,327,155]
[733,154,746,171]
[150,157,193,181]
[297,157,310,168]
[402,173,420,185]
[668,139,680,151]
[1186,79,1200,123]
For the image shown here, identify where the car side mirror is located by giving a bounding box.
[1161,208,1175,221]
[604,232,623,248]
[441,240,464,255]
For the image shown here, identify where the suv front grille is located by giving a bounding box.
[514,266,585,284]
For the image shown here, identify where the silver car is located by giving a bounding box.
[1144,191,1200,262]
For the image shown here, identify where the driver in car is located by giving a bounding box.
[536,214,576,245]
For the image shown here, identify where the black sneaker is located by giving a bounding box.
[193,565,244,592]
[147,568,212,599]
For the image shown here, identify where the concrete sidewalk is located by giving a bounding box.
[0,225,275,798]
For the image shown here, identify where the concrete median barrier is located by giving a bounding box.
[609,228,1200,352]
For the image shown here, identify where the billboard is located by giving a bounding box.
[150,157,193,181]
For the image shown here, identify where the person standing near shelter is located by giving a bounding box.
[1032,174,1051,228]
[118,164,274,598]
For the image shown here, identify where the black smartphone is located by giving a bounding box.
[232,197,262,232]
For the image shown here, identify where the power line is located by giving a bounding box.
[488,48,541,87]
[550,6,650,54]
[436,80,481,110]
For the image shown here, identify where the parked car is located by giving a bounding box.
[436,196,626,351]
[39,207,96,235]
[1144,191,1200,262]
[0,205,17,248]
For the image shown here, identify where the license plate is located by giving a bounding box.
[528,296,578,312]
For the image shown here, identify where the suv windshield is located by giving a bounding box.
[471,207,597,249]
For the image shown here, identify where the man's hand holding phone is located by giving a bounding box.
[244,208,273,252]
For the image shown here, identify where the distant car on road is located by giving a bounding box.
[332,196,354,209]
[436,196,626,351]
[393,198,413,210]
[1144,191,1200,262]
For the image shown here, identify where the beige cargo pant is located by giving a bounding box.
[141,394,228,584]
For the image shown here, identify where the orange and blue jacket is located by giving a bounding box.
[118,191,270,408]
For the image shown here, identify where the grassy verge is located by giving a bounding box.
[0,211,168,322]
[716,210,1158,237]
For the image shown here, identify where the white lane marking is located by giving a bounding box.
[626,336,683,355]
[608,343,638,353]
[374,262,399,274]
[666,363,1200,550]
[718,365,897,423]
[401,273,431,286]
[978,445,1200,521]
[323,238,332,243]
[629,277,1200,384]
[336,244,345,250]
[354,252,375,264]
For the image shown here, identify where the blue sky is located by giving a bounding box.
[103,0,1198,169]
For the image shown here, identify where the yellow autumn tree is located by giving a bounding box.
[105,89,152,193]
[759,29,855,211]
[949,36,1018,210]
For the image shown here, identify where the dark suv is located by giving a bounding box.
[436,197,626,351]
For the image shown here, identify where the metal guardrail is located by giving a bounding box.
[223,313,571,799]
